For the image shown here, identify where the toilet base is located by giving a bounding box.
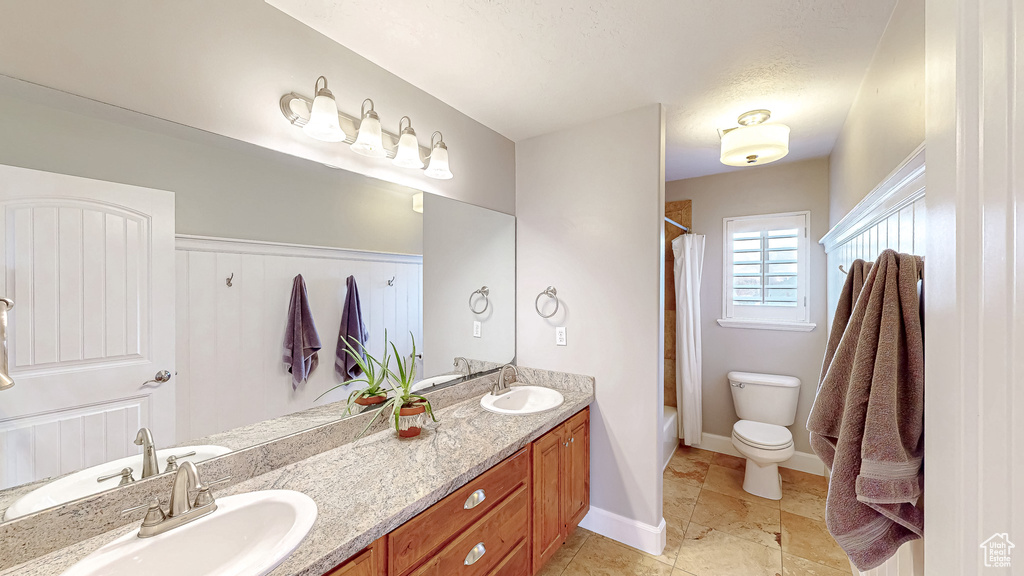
[742,459,783,500]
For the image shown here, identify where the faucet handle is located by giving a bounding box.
[193,476,231,508]
[98,467,135,486]
[122,497,166,528]
[164,451,197,473]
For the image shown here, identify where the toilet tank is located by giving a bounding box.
[728,371,801,426]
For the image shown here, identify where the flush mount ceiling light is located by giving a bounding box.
[720,109,790,167]
[351,99,387,158]
[302,76,347,142]
[424,131,454,180]
[280,78,451,179]
[393,116,425,169]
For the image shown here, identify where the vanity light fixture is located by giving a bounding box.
[424,131,454,180]
[393,117,425,169]
[302,76,347,142]
[351,99,387,158]
[412,192,424,213]
[280,80,452,178]
[719,109,790,167]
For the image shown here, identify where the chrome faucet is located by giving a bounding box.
[127,461,223,538]
[453,357,470,375]
[134,427,160,479]
[493,364,518,396]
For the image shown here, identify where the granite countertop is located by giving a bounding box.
[3,380,593,576]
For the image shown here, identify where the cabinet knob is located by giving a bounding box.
[464,489,486,510]
[464,542,486,565]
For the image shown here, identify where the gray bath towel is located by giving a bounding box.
[807,250,924,570]
[335,275,368,380]
[283,274,321,389]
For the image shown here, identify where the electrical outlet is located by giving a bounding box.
[473,321,482,338]
[556,326,567,346]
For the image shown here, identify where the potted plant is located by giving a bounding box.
[316,334,391,415]
[364,333,438,438]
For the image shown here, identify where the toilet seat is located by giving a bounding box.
[732,420,793,451]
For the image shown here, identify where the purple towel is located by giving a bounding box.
[335,275,368,380]
[283,274,321,389]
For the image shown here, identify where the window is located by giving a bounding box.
[719,211,814,331]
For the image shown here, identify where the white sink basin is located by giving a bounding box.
[480,386,564,415]
[4,445,232,520]
[411,373,463,392]
[61,490,317,576]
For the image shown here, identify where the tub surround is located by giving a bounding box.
[0,368,594,576]
[0,369,511,570]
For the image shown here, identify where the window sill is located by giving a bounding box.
[716,319,817,332]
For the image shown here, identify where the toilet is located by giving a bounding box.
[727,371,801,500]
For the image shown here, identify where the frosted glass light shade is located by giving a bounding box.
[412,192,424,213]
[720,123,790,167]
[393,131,424,169]
[424,143,453,180]
[351,111,387,158]
[303,93,346,142]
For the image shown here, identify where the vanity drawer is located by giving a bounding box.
[390,448,529,576]
[434,484,529,576]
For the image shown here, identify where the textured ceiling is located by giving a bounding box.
[266,0,896,180]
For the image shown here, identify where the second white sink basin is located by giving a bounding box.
[481,386,564,415]
[4,445,232,520]
[61,489,317,576]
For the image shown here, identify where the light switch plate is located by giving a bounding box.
[556,326,567,346]
[473,321,482,338]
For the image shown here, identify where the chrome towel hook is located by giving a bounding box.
[0,298,13,391]
[535,287,559,318]
[469,286,489,314]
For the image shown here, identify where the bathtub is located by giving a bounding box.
[662,405,679,470]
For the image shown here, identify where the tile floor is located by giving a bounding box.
[538,445,851,576]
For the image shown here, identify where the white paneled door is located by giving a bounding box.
[0,165,175,489]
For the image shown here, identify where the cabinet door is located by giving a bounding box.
[563,409,591,531]
[531,426,565,573]
[323,537,387,576]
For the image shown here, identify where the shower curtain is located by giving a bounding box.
[672,234,705,446]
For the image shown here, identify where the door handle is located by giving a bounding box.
[141,370,172,387]
[0,298,14,391]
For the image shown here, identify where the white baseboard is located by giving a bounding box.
[698,432,826,476]
[578,506,667,556]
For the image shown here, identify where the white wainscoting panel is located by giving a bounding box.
[819,146,925,576]
[175,236,423,442]
[0,397,145,489]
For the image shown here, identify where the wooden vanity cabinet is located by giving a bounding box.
[531,408,590,574]
[321,408,590,576]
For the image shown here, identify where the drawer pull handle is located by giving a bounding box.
[464,542,486,565]
[464,489,486,510]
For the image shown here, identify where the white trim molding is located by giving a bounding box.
[819,143,925,254]
[699,432,827,476]
[715,319,816,332]
[578,507,667,556]
[175,234,423,264]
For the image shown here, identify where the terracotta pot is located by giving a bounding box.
[397,402,427,438]
[354,394,387,406]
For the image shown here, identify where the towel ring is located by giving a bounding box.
[469,286,489,314]
[535,286,559,318]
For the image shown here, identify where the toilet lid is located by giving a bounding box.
[732,420,793,449]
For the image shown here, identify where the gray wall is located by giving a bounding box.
[517,105,665,531]
[0,78,422,254]
[666,158,829,454]
[423,194,516,376]
[0,0,515,215]
[829,0,924,226]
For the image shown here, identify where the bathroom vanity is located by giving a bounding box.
[323,408,590,576]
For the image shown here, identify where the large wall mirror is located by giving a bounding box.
[0,76,515,521]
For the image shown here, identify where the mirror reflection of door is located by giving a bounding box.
[0,164,175,490]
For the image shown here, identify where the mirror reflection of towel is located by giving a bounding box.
[283,274,321,389]
[336,275,368,380]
